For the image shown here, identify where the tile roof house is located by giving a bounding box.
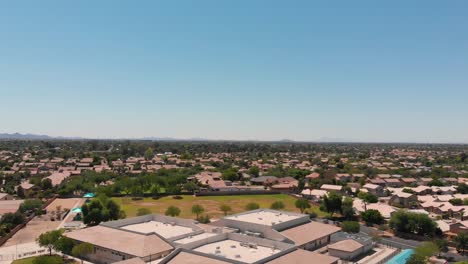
[280,221,341,250]
[327,239,369,261]
[194,172,227,190]
[65,225,174,263]
[271,177,298,193]
[320,184,343,193]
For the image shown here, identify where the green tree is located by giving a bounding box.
[144,147,154,160]
[450,198,463,206]
[389,210,436,237]
[19,199,43,214]
[222,168,239,181]
[16,186,25,198]
[37,229,64,256]
[183,182,198,193]
[192,204,205,219]
[458,183,468,194]
[55,236,76,255]
[82,195,123,225]
[220,204,232,216]
[434,239,449,257]
[270,201,285,210]
[361,209,384,225]
[0,212,26,228]
[41,178,53,190]
[106,200,121,220]
[248,166,260,177]
[341,196,355,220]
[72,242,94,264]
[407,242,438,264]
[321,192,342,216]
[406,254,426,264]
[295,198,311,214]
[136,208,152,216]
[358,192,378,203]
[342,221,360,233]
[245,202,260,210]
[165,206,181,217]
[454,232,468,253]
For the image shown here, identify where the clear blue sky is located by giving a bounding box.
[1,1,467,143]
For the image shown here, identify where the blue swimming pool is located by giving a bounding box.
[386,249,414,264]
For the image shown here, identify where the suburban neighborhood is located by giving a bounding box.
[0,140,467,263]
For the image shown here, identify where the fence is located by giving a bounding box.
[0,196,57,246]
[195,190,280,196]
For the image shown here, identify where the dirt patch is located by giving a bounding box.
[3,218,60,246]
[46,198,82,211]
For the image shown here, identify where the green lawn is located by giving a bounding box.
[113,194,326,219]
[12,255,70,264]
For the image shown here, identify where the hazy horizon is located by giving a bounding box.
[1,1,467,143]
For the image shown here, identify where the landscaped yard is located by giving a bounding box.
[113,194,326,219]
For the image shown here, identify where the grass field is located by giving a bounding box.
[113,194,326,219]
[12,255,73,264]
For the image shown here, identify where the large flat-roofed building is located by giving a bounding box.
[121,221,194,239]
[173,232,219,245]
[184,232,294,263]
[160,249,232,264]
[193,238,281,263]
[224,210,305,227]
[65,225,174,263]
[266,249,339,264]
[64,210,352,264]
[211,209,310,240]
[101,214,204,241]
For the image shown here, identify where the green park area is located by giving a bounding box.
[113,194,325,219]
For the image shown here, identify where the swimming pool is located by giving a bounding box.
[386,249,414,264]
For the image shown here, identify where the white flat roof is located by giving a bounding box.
[225,210,302,226]
[173,232,218,244]
[121,221,194,239]
[194,239,281,263]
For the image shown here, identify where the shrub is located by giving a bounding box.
[342,221,360,233]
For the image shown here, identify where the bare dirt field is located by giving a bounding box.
[3,218,60,246]
[2,198,85,247]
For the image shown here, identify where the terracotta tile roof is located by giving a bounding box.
[328,239,363,252]
[280,221,340,246]
[65,225,173,257]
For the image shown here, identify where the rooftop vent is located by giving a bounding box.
[235,254,241,258]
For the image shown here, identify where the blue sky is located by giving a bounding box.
[1,1,467,142]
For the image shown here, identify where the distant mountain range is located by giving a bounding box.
[0,133,466,144]
[0,133,83,140]
[0,133,53,140]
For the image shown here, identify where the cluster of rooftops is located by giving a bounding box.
[64,209,347,264]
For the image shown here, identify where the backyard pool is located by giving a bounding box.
[386,249,414,264]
